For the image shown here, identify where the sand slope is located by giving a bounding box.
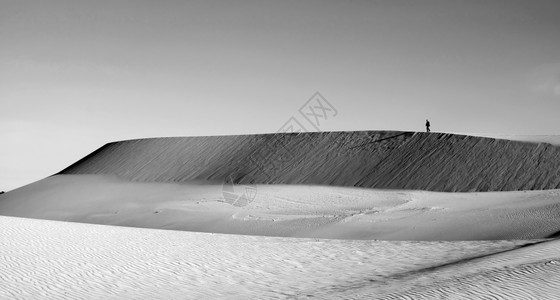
[480,134,560,146]
[1,216,558,300]
[2,174,560,240]
[57,131,560,192]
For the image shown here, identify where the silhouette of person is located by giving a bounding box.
[426,119,431,132]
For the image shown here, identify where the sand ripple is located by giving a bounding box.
[1,216,558,299]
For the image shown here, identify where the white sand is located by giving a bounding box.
[2,216,558,299]
[351,238,560,299]
[2,174,560,240]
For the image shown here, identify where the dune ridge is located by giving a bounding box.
[59,131,560,192]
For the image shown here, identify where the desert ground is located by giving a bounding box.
[1,131,559,299]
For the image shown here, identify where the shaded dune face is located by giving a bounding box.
[59,131,560,192]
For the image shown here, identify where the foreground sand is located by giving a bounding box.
[2,174,560,240]
[1,216,558,299]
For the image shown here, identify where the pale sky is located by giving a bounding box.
[2,0,560,191]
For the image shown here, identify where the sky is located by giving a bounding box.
[2,0,560,191]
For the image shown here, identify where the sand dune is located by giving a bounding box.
[58,131,560,192]
[1,131,560,298]
[2,216,558,300]
[3,131,560,240]
[2,174,560,240]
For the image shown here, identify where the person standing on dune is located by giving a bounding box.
[426,119,431,132]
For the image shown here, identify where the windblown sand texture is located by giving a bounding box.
[58,131,560,192]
